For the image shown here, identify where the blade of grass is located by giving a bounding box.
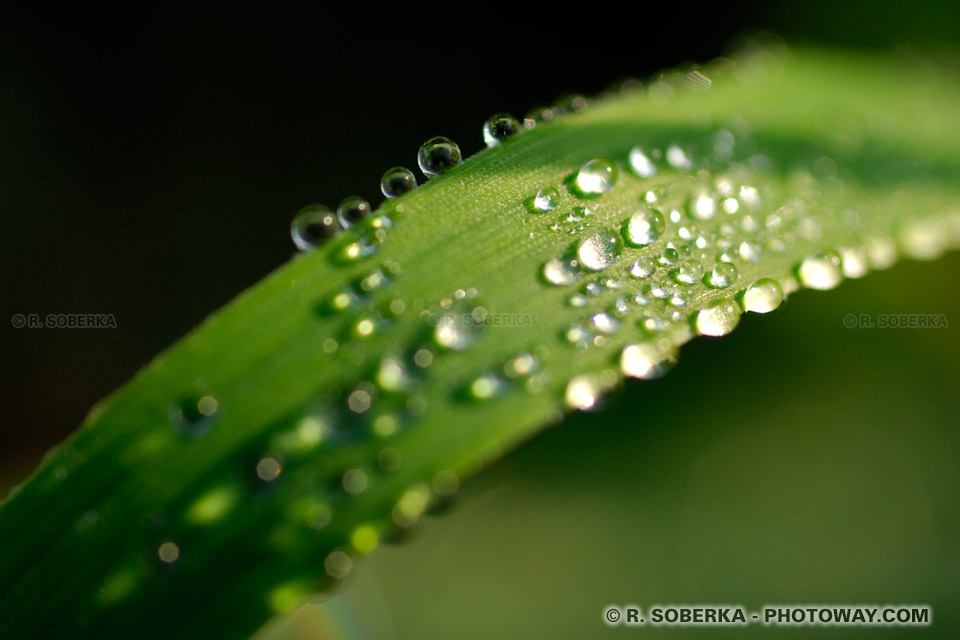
[1,44,958,639]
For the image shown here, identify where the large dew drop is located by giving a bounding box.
[577,231,622,271]
[290,204,339,251]
[625,208,665,246]
[620,343,678,379]
[543,256,581,286]
[628,147,657,178]
[380,167,417,198]
[482,113,520,147]
[575,158,618,196]
[695,299,741,336]
[797,250,843,290]
[529,187,559,213]
[742,278,783,313]
[418,136,462,177]
[336,196,371,229]
[704,262,738,288]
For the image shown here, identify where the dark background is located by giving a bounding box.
[1,4,958,478]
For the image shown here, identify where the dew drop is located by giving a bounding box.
[565,375,601,410]
[291,204,339,251]
[470,372,504,400]
[625,208,665,246]
[418,136,462,177]
[628,147,657,178]
[688,192,717,220]
[482,113,520,147]
[336,196,371,229]
[380,167,418,198]
[797,250,843,290]
[575,158,618,196]
[672,259,704,284]
[530,187,559,213]
[620,343,678,379]
[433,307,485,351]
[169,395,219,438]
[630,257,658,278]
[742,278,783,313]
[839,245,870,278]
[666,145,692,169]
[543,256,581,286]
[695,299,741,336]
[591,312,621,334]
[704,262,738,288]
[577,231,622,271]
[432,470,460,497]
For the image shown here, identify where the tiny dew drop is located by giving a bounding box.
[577,231,622,271]
[624,208,665,246]
[742,278,783,313]
[482,113,521,147]
[418,136,462,177]
[575,158,618,196]
[157,542,180,564]
[704,262,738,288]
[687,192,717,220]
[469,372,504,400]
[543,256,581,286]
[336,196,371,229]
[380,167,418,198]
[291,204,339,251]
[529,187,559,213]
[695,299,741,336]
[797,250,843,290]
[169,395,219,437]
[628,147,657,178]
[620,343,678,379]
[565,375,601,410]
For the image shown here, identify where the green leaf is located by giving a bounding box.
[1,44,958,639]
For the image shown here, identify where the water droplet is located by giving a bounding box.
[591,312,620,334]
[336,196,371,229]
[158,542,180,564]
[688,192,717,220]
[900,217,947,260]
[470,372,504,400]
[742,278,783,313]
[628,147,657,178]
[291,204,338,251]
[625,208,665,246]
[695,299,741,336]
[568,294,587,308]
[169,395,219,437]
[483,113,520,147]
[666,145,692,169]
[392,485,432,527]
[347,386,374,413]
[839,245,870,278]
[577,231,622,271]
[433,307,485,350]
[565,375,601,410]
[380,167,417,198]
[575,158,618,196]
[658,247,679,266]
[866,236,898,269]
[630,257,658,278]
[504,353,538,377]
[797,250,843,290]
[620,343,678,379]
[418,136,462,177]
[256,456,283,482]
[351,525,380,554]
[738,241,762,263]
[530,187,559,213]
[543,256,581,286]
[672,259,704,284]
[704,262,738,288]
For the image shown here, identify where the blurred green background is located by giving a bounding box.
[1,4,958,639]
